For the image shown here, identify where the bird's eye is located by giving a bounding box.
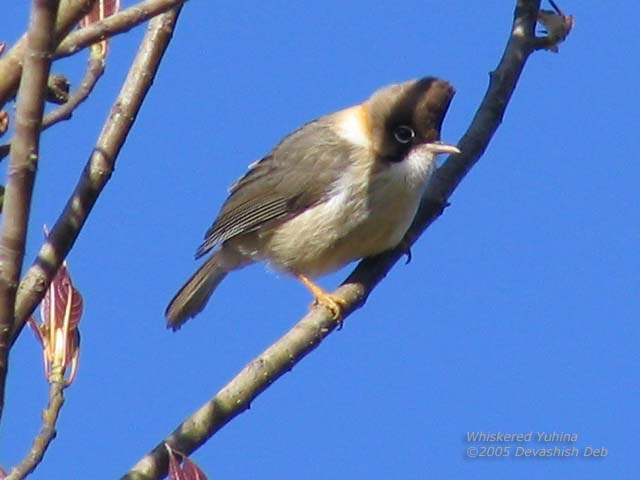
[393,125,415,144]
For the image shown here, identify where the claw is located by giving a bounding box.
[297,274,347,326]
[398,239,413,265]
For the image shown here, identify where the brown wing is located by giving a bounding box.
[196,115,354,258]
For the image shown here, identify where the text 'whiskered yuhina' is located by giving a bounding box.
[166,77,459,330]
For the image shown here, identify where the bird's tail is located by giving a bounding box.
[166,249,249,330]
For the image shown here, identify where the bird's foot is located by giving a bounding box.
[297,274,347,327]
[313,292,348,329]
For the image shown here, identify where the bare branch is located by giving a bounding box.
[0,0,180,160]
[56,0,188,59]
[5,379,66,480]
[0,0,97,109]
[6,377,65,480]
[0,58,105,163]
[45,73,70,104]
[42,57,105,129]
[120,1,567,478]
[0,0,61,423]
[10,6,184,347]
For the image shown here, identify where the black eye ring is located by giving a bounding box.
[393,125,415,144]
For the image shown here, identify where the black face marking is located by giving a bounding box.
[382,78,437,142]
[379,78,454,163]
[385,124,415,163]
[393,125,415,144]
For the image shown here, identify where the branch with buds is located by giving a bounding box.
[28,257,83,386]
[7,254,82,480]
[0,0,61,427]
[0,0,185,477]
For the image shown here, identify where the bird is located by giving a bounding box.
[166,77,459,330]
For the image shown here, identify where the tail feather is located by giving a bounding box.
[166,255,228,330]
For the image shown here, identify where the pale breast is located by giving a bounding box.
[259,144,437,277]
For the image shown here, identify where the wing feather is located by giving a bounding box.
[196,115,356,257]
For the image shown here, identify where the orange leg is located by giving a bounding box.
[297,274,347,322]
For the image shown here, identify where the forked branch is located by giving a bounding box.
[10,6,185,346]
[122,1,572,479]
[0,0,61,423]
[0,0,96,109]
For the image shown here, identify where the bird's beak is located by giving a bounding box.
[425,141,461,155]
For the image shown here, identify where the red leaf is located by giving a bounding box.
[28,315,45,345]
[80,0,121,57]
[36,228,84,384]
[80,0,121,26]
[167,445,185,480]
[182,457,208,480]
[165,444,209,480]
[41,262,83,331]
[0,110,8,135]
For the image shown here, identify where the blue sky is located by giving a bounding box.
[1,1,638,478]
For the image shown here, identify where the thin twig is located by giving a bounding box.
[0,0,186,162]
[5,379,66,480]
[0,0,184,109]
[0,57,105,163]
[56,0,188,59]
[120,1,555,478]
[42,56,105,129]
[10,6,184,346]
[0,0,97,109]
[0,0,61,423]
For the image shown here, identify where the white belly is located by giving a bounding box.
[261,146,437,277]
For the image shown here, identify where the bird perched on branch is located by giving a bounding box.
[166,77,459,330]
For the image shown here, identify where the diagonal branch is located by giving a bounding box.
[55,0,188,60]
[0,0,61,423]
[0,0,186,110]
[41,56,104,130]
[121,1,557,479]
[9,7,185,347]
[0,57,105,163]
[0,0,188,162]
[5,379,66,480]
